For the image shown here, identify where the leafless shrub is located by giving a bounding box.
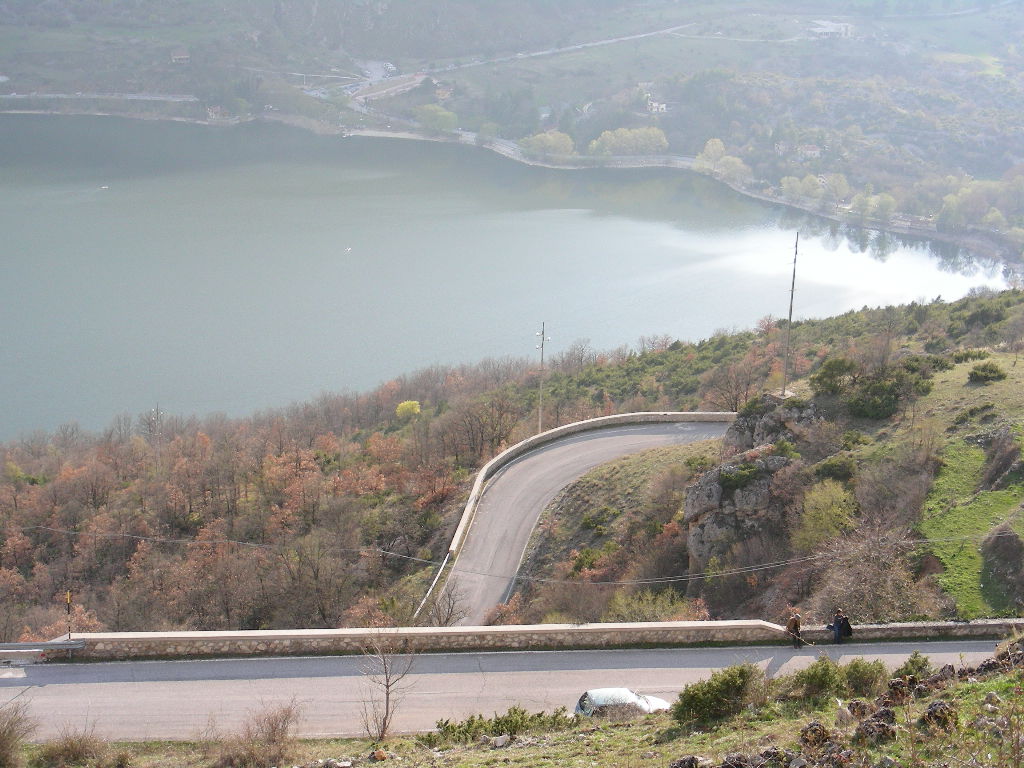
[213,700,301,768]
[34,723,107,768]
[804,526,927,623]
[420,584,467,627]
[550,338,596,374]
[789,420,844,463]
[360,635,416,742]
[0,700,35,768]
[700,358,770,412]
[485,593,525,626]
[855,437,938,528]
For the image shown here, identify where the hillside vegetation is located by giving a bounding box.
[2,289,1023,639]
[502,289,1024,627]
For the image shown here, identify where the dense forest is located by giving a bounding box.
[3,289,1023,639]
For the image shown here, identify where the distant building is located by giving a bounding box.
[170,49,191,65]
[797,144,822,160]
[811,20,853,39]
[647,100,667,113]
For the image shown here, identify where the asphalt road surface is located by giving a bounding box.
[447,422,731,625]
[1,641,999,740]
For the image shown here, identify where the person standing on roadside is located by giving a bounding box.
[829,608,851,644]
[785,612,802,649]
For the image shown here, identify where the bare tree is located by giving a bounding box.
[420,584,467,627]
[1003,311,1024,366]
[360,634,416,742]
[700,357,769,411]
[637,334,674,354]
[551,338,595,375]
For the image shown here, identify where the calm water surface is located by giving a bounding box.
[0,115,1007,438]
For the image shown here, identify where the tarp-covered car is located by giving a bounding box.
[574,688,671,716]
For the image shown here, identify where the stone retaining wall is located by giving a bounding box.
[60,618,1023,661]
[68,620,776,660]
[801,618,1024,644]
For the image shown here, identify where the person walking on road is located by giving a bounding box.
[785,612,802,649]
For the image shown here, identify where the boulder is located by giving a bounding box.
[919,700,958,732]
[869,707,896,725]
[799,720,831,749]
[854,718,898,745]
[846,700,872,720]
[720,753,753,768]
[669,757,713,768]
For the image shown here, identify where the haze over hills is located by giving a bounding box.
[3,0,1024,263]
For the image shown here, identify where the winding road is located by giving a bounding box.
[447,422,730,625]
[1,641,999,740]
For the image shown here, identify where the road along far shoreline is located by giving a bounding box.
[2,106,1020,266]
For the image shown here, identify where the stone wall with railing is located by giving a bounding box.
[46,618,1024,661]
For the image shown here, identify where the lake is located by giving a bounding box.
[0,114,1007,439]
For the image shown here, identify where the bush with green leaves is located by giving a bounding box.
[719,463,762,491]
[790,479,855,555]
[793,654,847,699]
[739,396,776,417]
[842,658,888,697]
[672,663,766,725]
[893,650,934,679]
[815,453,857,481]
[772,439,800,459]
[968,361,1007,384]
[809,357,859,396]
[845,367,931,419]
[952,348,990,363]
[601,588,693,623]
[422,706,575,748]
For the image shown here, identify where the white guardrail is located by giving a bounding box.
[449,411,737,557]
[414,411,737,617]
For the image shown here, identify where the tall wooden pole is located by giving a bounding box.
[536,322,548,433]
[780,232,798,399]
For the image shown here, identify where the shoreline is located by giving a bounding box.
[2,105,1019,267]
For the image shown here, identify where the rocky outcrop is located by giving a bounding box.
[683,453,791,576]
[724,394,820,451]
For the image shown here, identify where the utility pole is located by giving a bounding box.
[536,322,550,433]
[780,232,798,399]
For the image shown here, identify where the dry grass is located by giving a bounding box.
[32,724,107,768]
[211,701,302,768]
[0,700,35,768]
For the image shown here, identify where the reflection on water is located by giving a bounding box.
[0,114,1010,438]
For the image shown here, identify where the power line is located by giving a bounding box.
[10,524,1021,588]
